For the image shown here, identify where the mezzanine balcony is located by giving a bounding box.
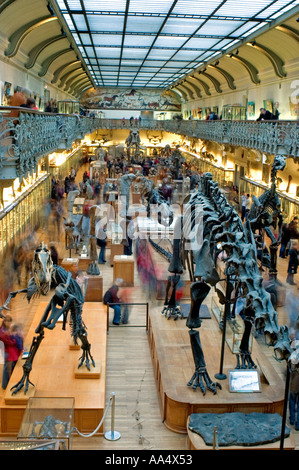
[0,107,298,182]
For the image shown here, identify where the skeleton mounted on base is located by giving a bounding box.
[158,155,298,395]
[0,243,95,395]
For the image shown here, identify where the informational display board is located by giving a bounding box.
[228,369,261,393]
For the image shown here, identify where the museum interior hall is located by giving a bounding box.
[0,0,298,452]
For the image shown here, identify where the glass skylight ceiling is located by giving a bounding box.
[56,0,299,88]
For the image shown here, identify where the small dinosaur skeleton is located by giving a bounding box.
[0,243,95,395]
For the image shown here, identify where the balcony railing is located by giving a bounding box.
[0,107,298,181]
[98,118,299,158]
[0,107,101,181]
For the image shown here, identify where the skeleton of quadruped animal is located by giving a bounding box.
[0,243,95,395]
[166,168,298,395]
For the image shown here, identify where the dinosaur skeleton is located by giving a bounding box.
[161,158,298,394]
[137,176,174,227]
[0,243,95,395]
[247,154,286,276]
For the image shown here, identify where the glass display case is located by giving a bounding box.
[222,105,247,120]
[17,397,75,450]
[0,440,59,450]
[57,100,80,115]
[0,175,51,254]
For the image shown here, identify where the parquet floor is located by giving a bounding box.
[0,163,298,451]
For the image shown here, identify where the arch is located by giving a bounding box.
[51,60,81,84]
[184,79,202,98]
[0,0,17,15]
[177,83,193,100]
[69,77,90,94]
[275,24,299,42]
[226,53,260,84]
[74,81,92,96]
[64,72,86,92]
[38,48,72,76]
[191,74,211,96]
[207,64,236,90]
[246,41,286,78]
[199,71,222,93]
[76,85,93,98]
[59,66,82,87]
[174,85,188,101]
[183,80,202,99]
[4,15,57,57]
[170,88,184,101]
[25,34,66,69]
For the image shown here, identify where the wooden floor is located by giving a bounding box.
[0,163,298,451]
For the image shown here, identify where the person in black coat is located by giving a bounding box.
[280,222,291,258]
[256,108,275,121]
[287,240,299,285]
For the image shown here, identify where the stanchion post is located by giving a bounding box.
[104,392,121,441]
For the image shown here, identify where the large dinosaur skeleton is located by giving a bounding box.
[247,154,286,276]
[0,244,95,395]
[162,159,298,394]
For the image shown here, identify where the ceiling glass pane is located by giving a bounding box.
[87,15,124,32]
[57,0,299,89]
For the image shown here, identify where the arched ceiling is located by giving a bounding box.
[171,9,299,98]
[51,0,299,93]
[0,0,298,99]
[0,0,94,97]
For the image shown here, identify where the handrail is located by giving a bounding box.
[0,109,298,183]
[106,302,149,333]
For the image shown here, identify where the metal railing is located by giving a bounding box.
[106,302,149,333]
[0,107,298,182]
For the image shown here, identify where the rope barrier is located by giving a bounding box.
[72,392,120,439]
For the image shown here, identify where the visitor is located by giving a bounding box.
[286,240,299,285]
[289,217,299,240]
[50,245,59,265]
[256,108,275,121]
[0,315,15,389]
[280,221,291,258]
[241,193,247,221]
[96,219,107,264]
[245,194,251,220]
[8,323,23,378]
[289,367,299,431]
[103,284,122,325]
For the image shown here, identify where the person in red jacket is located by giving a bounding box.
[0,318,23,389]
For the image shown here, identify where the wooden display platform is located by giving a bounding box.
[0,302,107,437]
[148,305,286,434]
[84,275,103,302]
[113,255,134,286]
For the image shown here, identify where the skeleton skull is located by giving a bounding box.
[32,244,53,295]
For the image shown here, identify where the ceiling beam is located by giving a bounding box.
[207,63,236,90]
[246,41,286,78]
[38,48,73,77]
[225,53,260,84]
[5,15,57,57]
[51,60,81,83]
[25,34,66,69]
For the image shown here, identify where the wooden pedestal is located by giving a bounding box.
[132,193,140,204]
[84,276,103,302]
[110,244,124,266]
[60,258,79,278]
[148,304,286,434]
[78,257,91,271]
[113,255,134,286]
[0,302,107,436]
